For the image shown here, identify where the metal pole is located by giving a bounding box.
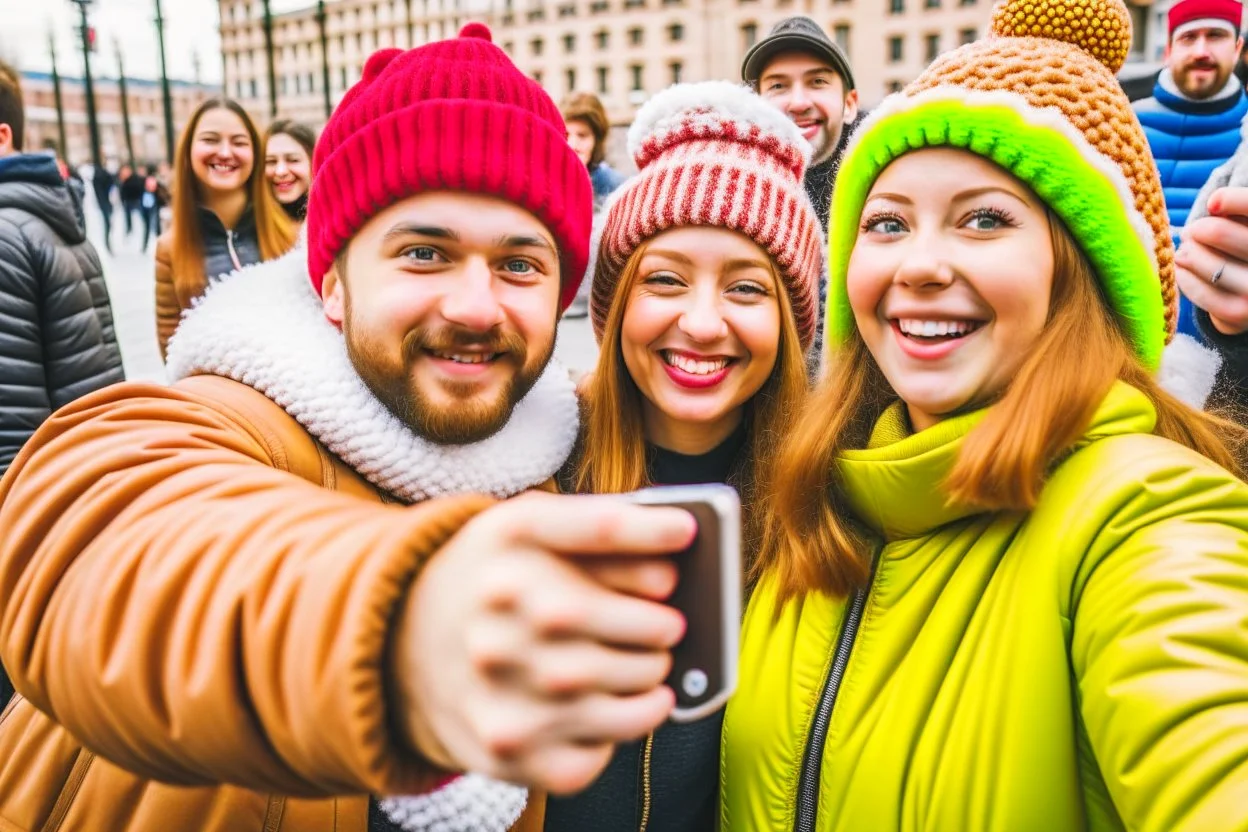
[153,0,176,164]
[115,40,136,165]
[262,0,278,118]
[317,0,332,118]
[49,32,69,160]
[73,0,103,170]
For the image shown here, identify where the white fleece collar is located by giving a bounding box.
[165,245,580,503]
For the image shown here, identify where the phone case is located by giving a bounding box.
[625,484,741,723]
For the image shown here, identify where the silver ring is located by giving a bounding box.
[1212,262,1227,285]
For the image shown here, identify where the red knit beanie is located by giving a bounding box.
[590,82,823,350]
[1168,0,1243,35]
[306,23,593,311]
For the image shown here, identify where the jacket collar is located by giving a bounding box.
[164,245,580,503]
[1155,68,1245,114]
[837,382,1157,540]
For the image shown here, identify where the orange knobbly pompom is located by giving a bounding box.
[990,0,1132,72]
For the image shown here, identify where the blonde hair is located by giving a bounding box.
[170,98,296,307]
[576,242,809,565]
[755,212,1248,602]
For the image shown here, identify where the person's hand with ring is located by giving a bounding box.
[1175,186,1248,336]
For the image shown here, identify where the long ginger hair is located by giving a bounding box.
[169,98,296,306]
[755,212,1248,603]
[575,243,810,561]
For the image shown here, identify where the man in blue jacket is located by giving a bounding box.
[1134,0,1247,337]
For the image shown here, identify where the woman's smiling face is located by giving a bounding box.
[847,148,1055,431]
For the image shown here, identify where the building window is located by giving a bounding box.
[629,27,644,45]
[889,0,903,13]
[887,80,904,93]
[527,8,546,21]
[281,76,290,95]
[631,63,644,91]
[925,32,939,61]
[662,0,682,6]
[308,71,316,92]
[596,29,609,48]
[558,3,576,17]
[742,23,758,50]
[591,0,610,10]
[597,65,609,93]
[671,61,683,84]
[249,79,258,98]
[341,66,349,89]
[564,33,576,52]
[532,37,544,56]
[624,0,645,7]
[356,32,363,51]
[888,35,903,62]
[925,0,939,7]
[959,27,977,44]
[669,23,684,41]
[503,40,514,54]
[566,67,577,91]
[833,23,850,55]
[534,70,544,85]
[959,0,975,5]
[237,80,245,98]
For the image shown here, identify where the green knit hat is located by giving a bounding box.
[826,0,1175,370]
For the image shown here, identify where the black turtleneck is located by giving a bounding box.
[648,419,748,487]
[280,191,308,222]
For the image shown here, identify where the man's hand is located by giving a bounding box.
[392,491,696,794]
[1176,186,1248,335]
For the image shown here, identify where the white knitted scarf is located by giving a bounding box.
[166,245,581,830]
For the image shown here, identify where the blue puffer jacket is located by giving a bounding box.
[1133,71,1248,338]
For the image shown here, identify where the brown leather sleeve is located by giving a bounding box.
[154,234,179,362]
[0,381,495,797]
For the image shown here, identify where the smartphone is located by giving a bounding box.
[624,484,741,723]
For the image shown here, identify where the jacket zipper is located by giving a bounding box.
[793,566,876,832]
[226,228,242,271]
[639,731,655,831]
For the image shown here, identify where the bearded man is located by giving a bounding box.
[0,24,693,832]
[1134,0,1247,338]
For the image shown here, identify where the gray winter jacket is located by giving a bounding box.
[0,153,125,476]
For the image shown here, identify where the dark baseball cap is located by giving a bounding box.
[742,16,856,91]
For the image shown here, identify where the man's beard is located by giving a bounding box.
[346,319,554,446]
[809,120,844,167]
[1175,59,1233,99]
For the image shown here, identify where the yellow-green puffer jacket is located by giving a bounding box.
[722,383,1248,832]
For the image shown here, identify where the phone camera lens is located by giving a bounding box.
[682,668,709,698]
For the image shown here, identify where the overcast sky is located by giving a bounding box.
[1,0,310,85]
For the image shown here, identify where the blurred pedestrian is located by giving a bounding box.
[0,60,124,704]
[264,119,315,224]
[119,162,145,237]
[91,160,116,253]
[561,91,626,318]
[561,91,626,210]
[155,97,297,360]
[140,164,167,252]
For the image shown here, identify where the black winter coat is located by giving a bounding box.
[0,153,125,477]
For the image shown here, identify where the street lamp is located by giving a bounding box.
[153,0,176,165]
[69,0,103,170]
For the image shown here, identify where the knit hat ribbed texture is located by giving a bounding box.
[305,23,593,311]
[827,0,1175,369]
[591,81,823,351]
[1168,0,1243,34]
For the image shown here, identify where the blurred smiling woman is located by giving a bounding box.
[155,98,296,360]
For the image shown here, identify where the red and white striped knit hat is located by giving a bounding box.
[590,81,823,349]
